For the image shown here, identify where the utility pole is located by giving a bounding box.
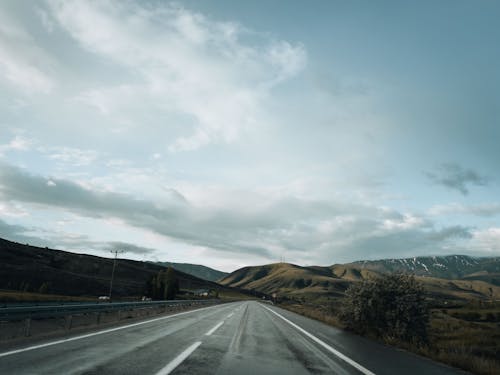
[108,249,124,300]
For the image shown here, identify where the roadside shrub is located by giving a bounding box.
[340,273,429,344]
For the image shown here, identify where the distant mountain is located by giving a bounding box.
[220,263,344,297]
[350,255,500,283]
[154,262,228,282]
[219,256,500,302]
[0,237,234,299]
[219,262,379,299]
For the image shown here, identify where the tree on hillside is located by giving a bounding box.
[163,267,179,300]
[340,273,429,344]
[145,267,179,300]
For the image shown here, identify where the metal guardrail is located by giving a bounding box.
[0,301,101,308]
[0,299,218,321]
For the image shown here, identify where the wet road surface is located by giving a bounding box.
[0,301,467,374]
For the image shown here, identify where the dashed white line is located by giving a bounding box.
[154,341,202,375]
[205,321,224,336]
[0,303,224,358]
[227,312,234,318]
[262,305,376,375]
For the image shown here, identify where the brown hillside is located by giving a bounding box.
[219,263,350,298]
[220,262,500,302]
[330,265,380,281]
[415,276,500,300]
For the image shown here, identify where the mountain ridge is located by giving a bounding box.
[153,261,228,282]
[219,255,500,301]
[3,234,499,302]
[348,254,500,283]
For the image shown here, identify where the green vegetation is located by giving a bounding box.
[340,273,429,345]
[146,267,180,300]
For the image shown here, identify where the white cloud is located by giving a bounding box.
[0,1,497,269]
[0,135,33,156]
[36,7,55,33]
[382,213,427,231]
[1,163,489,266]
[469,228,500,253]
[266,41,307,85]
[45,146,100,166]
[0,8,54,93]
[47,0,306,151]
[0,201,28,217]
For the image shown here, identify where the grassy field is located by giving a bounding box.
[0,289,96,302]
[423,301,500,375]
[280,298,500,375]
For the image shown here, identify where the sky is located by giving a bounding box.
[0,0,499,272]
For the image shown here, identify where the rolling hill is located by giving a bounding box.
[219,258,500,302]
[219,263,351,298]
[0,237,236,299]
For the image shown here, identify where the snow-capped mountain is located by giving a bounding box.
[351,255,500,284]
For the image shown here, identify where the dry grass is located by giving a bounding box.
[422,305,500,375]
[282,301,343,328]
[0,289,95,302]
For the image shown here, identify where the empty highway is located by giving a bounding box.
[0,301,465,374]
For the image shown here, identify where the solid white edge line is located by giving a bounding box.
[0,303,227,358]
[262,305,376,375]
[205,321,224,336]
[154,341,202,375]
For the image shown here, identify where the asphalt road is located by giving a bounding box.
[0,301,466,374]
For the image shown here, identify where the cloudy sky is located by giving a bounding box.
[0,0,499,271]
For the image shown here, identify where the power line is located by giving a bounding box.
[108,249,125,300]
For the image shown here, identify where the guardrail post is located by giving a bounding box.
[24,317,31,337]
[65,315,73,331]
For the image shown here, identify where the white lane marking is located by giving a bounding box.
[0,303,227,358]
[205,321,224,336]
[154,341,202,375]
[226,312,234,318]
[262,305,376,375]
